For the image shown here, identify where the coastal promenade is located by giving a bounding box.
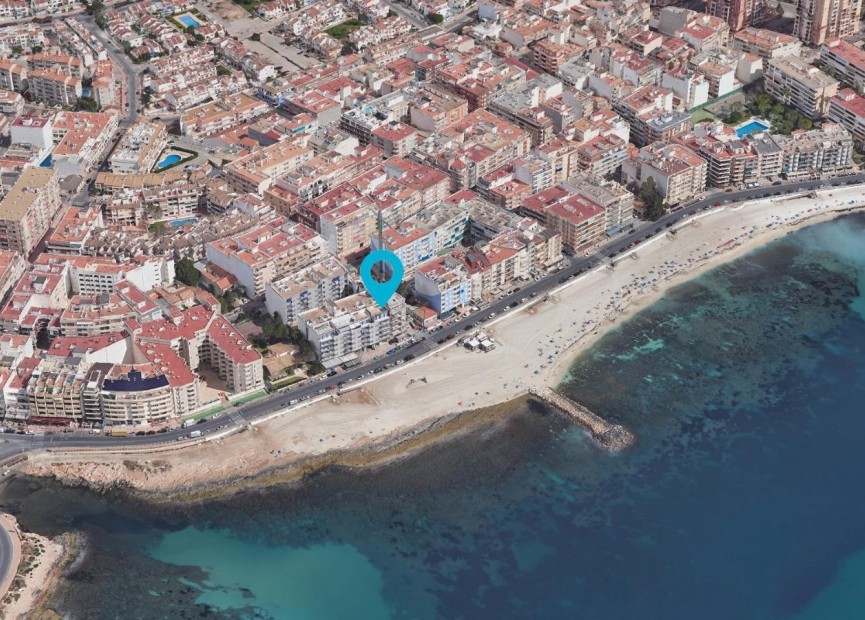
[0,513,21,606]
[5,176,865,492]
[528,388,635,451]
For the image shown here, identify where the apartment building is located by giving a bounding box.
[0,250,26,303]
[51,111,119,177]
[264,256,351,324]
[205,220,328,298]
[764,55,839,120]
[820,39,865,92]
[44,206,102,255]
[100,357,197,426]
[432,58,526,111]
[774,123,854,177]
[28,69,82,107]
[624,142,708,205]
[414,253,476,315]
[575,134,628,177]
[109,121,168,174]
[224,141,313,194]
[794,0,862,46]
[661,68,711,111]
[0,167,61,256]
[731,28,802,60]
[674,123,759,188]
[411,109,532,191]
[829,88,865,142]
[319,199,377,261]
[532,39,585,75]
[0,89,23,116]
[371,122,417,157]
[141,183,200,222]
[373,222,437,278]
[298,294,408,365]
[27,359,89,425]
[202,316,264,392]
[408,86,468,132]
[704,0,766,31]
[180,93,270,138]
[27,53,83,77]
[487,75,561,147]
[137,302,263,394]
[612,85,676,147]
[0,59,26,92]
[747,132,784,177]
[520,188,607,253]
[566,175,636,234]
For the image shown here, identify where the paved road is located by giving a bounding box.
[0,518,16,600]
[381,0,429,28]
[1,174,864,464]
[76,14,140,128]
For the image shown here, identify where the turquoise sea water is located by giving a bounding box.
[3,215,865,619]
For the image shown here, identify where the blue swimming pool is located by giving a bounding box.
[157,154,182,169]
[169,218,197,228]
[736,120,769,138]
[178,14,201,28]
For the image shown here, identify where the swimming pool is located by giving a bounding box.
[178,15,201,28]
[736,120,769,138]
[157,154,182,169]
[169,218,197,228]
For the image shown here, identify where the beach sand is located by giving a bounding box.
[18,186,865,496]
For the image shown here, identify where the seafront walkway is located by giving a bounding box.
[528,388,635,451]
[0,513,22,605]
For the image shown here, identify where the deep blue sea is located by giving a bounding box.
[3,214,865,620]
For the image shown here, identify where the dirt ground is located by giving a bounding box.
[207,0,249,21]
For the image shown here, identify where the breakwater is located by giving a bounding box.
[528,387,635,451]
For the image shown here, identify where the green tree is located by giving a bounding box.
[640,177,666,221]
[216,65,231,76]
[340,41,357,56]
[429,12,444,24]
[76,97,99,112]
[175,257,200,286]
[250,33,261,41]
[307,361,326,376]
[397,281,416,305]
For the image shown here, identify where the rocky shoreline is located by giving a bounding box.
[42,395,541,505]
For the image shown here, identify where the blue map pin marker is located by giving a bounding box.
[360,249,404,308]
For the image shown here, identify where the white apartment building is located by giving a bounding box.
[264,256,351,324]
[764,55,839,120]
[28,69,82,107]
[298,294,408,365]
[108,121,168,173]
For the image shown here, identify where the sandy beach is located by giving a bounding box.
[17,185,865,496]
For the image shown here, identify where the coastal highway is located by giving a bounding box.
[1,173,864,464]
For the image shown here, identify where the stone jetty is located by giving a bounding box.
[528,387,635,452]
